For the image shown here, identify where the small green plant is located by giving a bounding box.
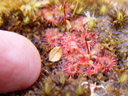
[108,8,128,29]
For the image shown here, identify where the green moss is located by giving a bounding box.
[99,5,108,15]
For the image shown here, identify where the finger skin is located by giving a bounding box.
[0,30,41,93]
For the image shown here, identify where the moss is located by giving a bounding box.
[108,8,128,29]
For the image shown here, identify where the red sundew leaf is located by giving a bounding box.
[71,16,88,31]
[61,32,79,55]
[79,57,89,66]
[63,0,67,26]
[63,62,79,76]
[81,31,97,48]
[45,28,61,46]
[42,8,55,23]
[97,55,117,71]
[84,64,99,76]
[85,41,90,54]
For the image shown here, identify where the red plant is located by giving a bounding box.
[45,16,117,76]
[41,1,72,26]
[80,55,101,75]
[63,0,67,25]
[79,56,90,66]
[53,4,71,25]
[45,28,62,46]
[41,8,56,25]
[42,0,118,76]
[61,33,79,53]
[71,17,88,31]
[62,62,79,76]
[85,65,99,76]
[97,55,117,71]
[81,31,97,54]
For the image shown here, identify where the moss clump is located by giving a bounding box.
[108,8,128,29]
